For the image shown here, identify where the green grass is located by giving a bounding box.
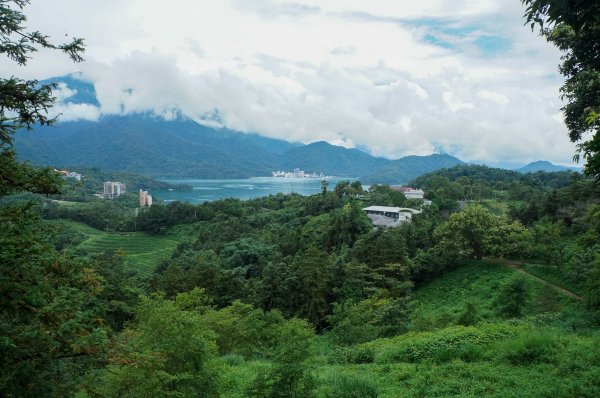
[523,263,585,296]
[219,262,599,397]
[221,326,600,398]
[56,220,179,277]
[410,260,586,333]
[158,260,600,397]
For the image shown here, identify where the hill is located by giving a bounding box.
[16,114,287,178]
[281,141,389,176]
[517,160,581,173]
[361,154,464,184]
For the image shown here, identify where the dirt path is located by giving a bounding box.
[484,258,583,301]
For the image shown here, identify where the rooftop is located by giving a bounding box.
[363,206,422,214]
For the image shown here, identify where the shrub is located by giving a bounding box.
[374,324,518,364]
[327,345,375,364]
[496,332,559,365]
[494,276,530,318]
[456,302,478,326]
[222,354,244,366]
[321,373,378,398]
[434,343,484,363]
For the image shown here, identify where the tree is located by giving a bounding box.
[433,206,497,259]
[289,246,332,328]
[97,294,222,397]
[495,276,530,318]
[1,0,85,196]
[326,202,372,249]
[0,3,111,396]
[0,207,108,397]
[522,0,600,177]
[433,206,530,260]
[247,318,315,398]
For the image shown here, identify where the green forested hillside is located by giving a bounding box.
[15,114,462,181]
[3,165,592,397]
[360,154,464,184]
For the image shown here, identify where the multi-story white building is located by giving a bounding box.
[139,189,153,207]
[103,181,126,199]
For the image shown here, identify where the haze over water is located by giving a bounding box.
[155,177,353,204]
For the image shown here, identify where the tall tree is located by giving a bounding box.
[0,2,104,396]
[1,0,85,196]
[434,206,530,260]
[522,0,600,177]
[0,207,108,397]
[96,294,221,397]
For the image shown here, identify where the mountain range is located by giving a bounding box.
[13,75,578,184]
[516,160,582,174]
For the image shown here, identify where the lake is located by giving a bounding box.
[154,177,354,204]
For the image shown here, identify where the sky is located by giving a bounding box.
[3,0,580,167]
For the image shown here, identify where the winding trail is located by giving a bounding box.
[484,258,583,301]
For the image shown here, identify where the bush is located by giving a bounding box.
[433,343,484,363]
[327,345,375,364]
[494,276,529,318]
[496,332,559,365]
[374,324,518,364]
[456,302,478,326]
[222,354,245,366]
[321,373,378,398]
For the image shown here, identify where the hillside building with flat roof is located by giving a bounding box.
[363,205,422,227]
[390,186,425,200]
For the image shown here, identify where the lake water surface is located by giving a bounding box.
[154,177,353,204]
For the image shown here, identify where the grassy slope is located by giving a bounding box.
[57,220,178,277]
[409,260,581,330]
[523,262,586,297]
[222,261,599,397]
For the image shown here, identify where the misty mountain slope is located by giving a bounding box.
[15,74,468,181]
[16,117,468,181]
[281,141,390,176]
[361,154,465,184]
[15,115,287,178]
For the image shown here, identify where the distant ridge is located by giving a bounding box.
[282,141,389,177]
[516,160,581,173]
[361,154,464,184]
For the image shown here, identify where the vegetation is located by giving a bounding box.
[523,0,600,177]
[5,148,600,397]
[2,1,600,396]
[56,220,179,277]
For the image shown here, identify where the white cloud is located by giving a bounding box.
[477,90,509,106]
[0,0,580,166]
[53,103,101,122]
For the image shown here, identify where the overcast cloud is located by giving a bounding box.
[2,0,579,166]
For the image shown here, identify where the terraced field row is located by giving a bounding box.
[59,220,179,277]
